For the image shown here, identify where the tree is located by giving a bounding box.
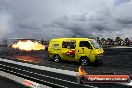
[125,38,129,46]
[101,38,105,41]
[106,38,111,45]
[96,37,101,45]
[73,36,76,38]
[115,36,122,45]
[110,39,114,45]
[107,38,111,41]
[101,38,106,45]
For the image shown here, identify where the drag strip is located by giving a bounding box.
[0,58,96,88]
[0,47,132,88]
[0,57,131,88]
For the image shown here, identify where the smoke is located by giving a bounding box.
[0,11,12,41]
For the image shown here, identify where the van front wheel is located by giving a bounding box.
[53,54,61,63]
[79,57,89,66]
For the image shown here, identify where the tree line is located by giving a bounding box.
[96,37,130,46]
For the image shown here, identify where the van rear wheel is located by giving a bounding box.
[80,57,89,66]
[53,54,61,63]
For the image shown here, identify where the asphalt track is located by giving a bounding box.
[0,76,29,88]
[0,46,131,74]
[0,46,132,88]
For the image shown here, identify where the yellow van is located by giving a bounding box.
[48,38,104,65]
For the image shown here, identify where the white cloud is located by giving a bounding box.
[0,11,12,40]
[0,0,132,40]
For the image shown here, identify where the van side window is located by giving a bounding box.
[62,41,76,49]
[79,41,92,49]
[62,42,69,48]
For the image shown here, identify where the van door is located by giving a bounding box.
[75,41,93,61]
[61,40,76,61]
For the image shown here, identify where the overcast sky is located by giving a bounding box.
[0,0,132,40]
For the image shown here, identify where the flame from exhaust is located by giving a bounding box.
[11,40,45,51]
[78,66,86,76]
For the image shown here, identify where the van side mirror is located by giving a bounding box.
[87,46,93,49]
[90,46,93,49]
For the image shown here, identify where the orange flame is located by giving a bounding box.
[11,40,45,51]
[78,66,86,76]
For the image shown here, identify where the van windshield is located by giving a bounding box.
[90,39,101,49]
